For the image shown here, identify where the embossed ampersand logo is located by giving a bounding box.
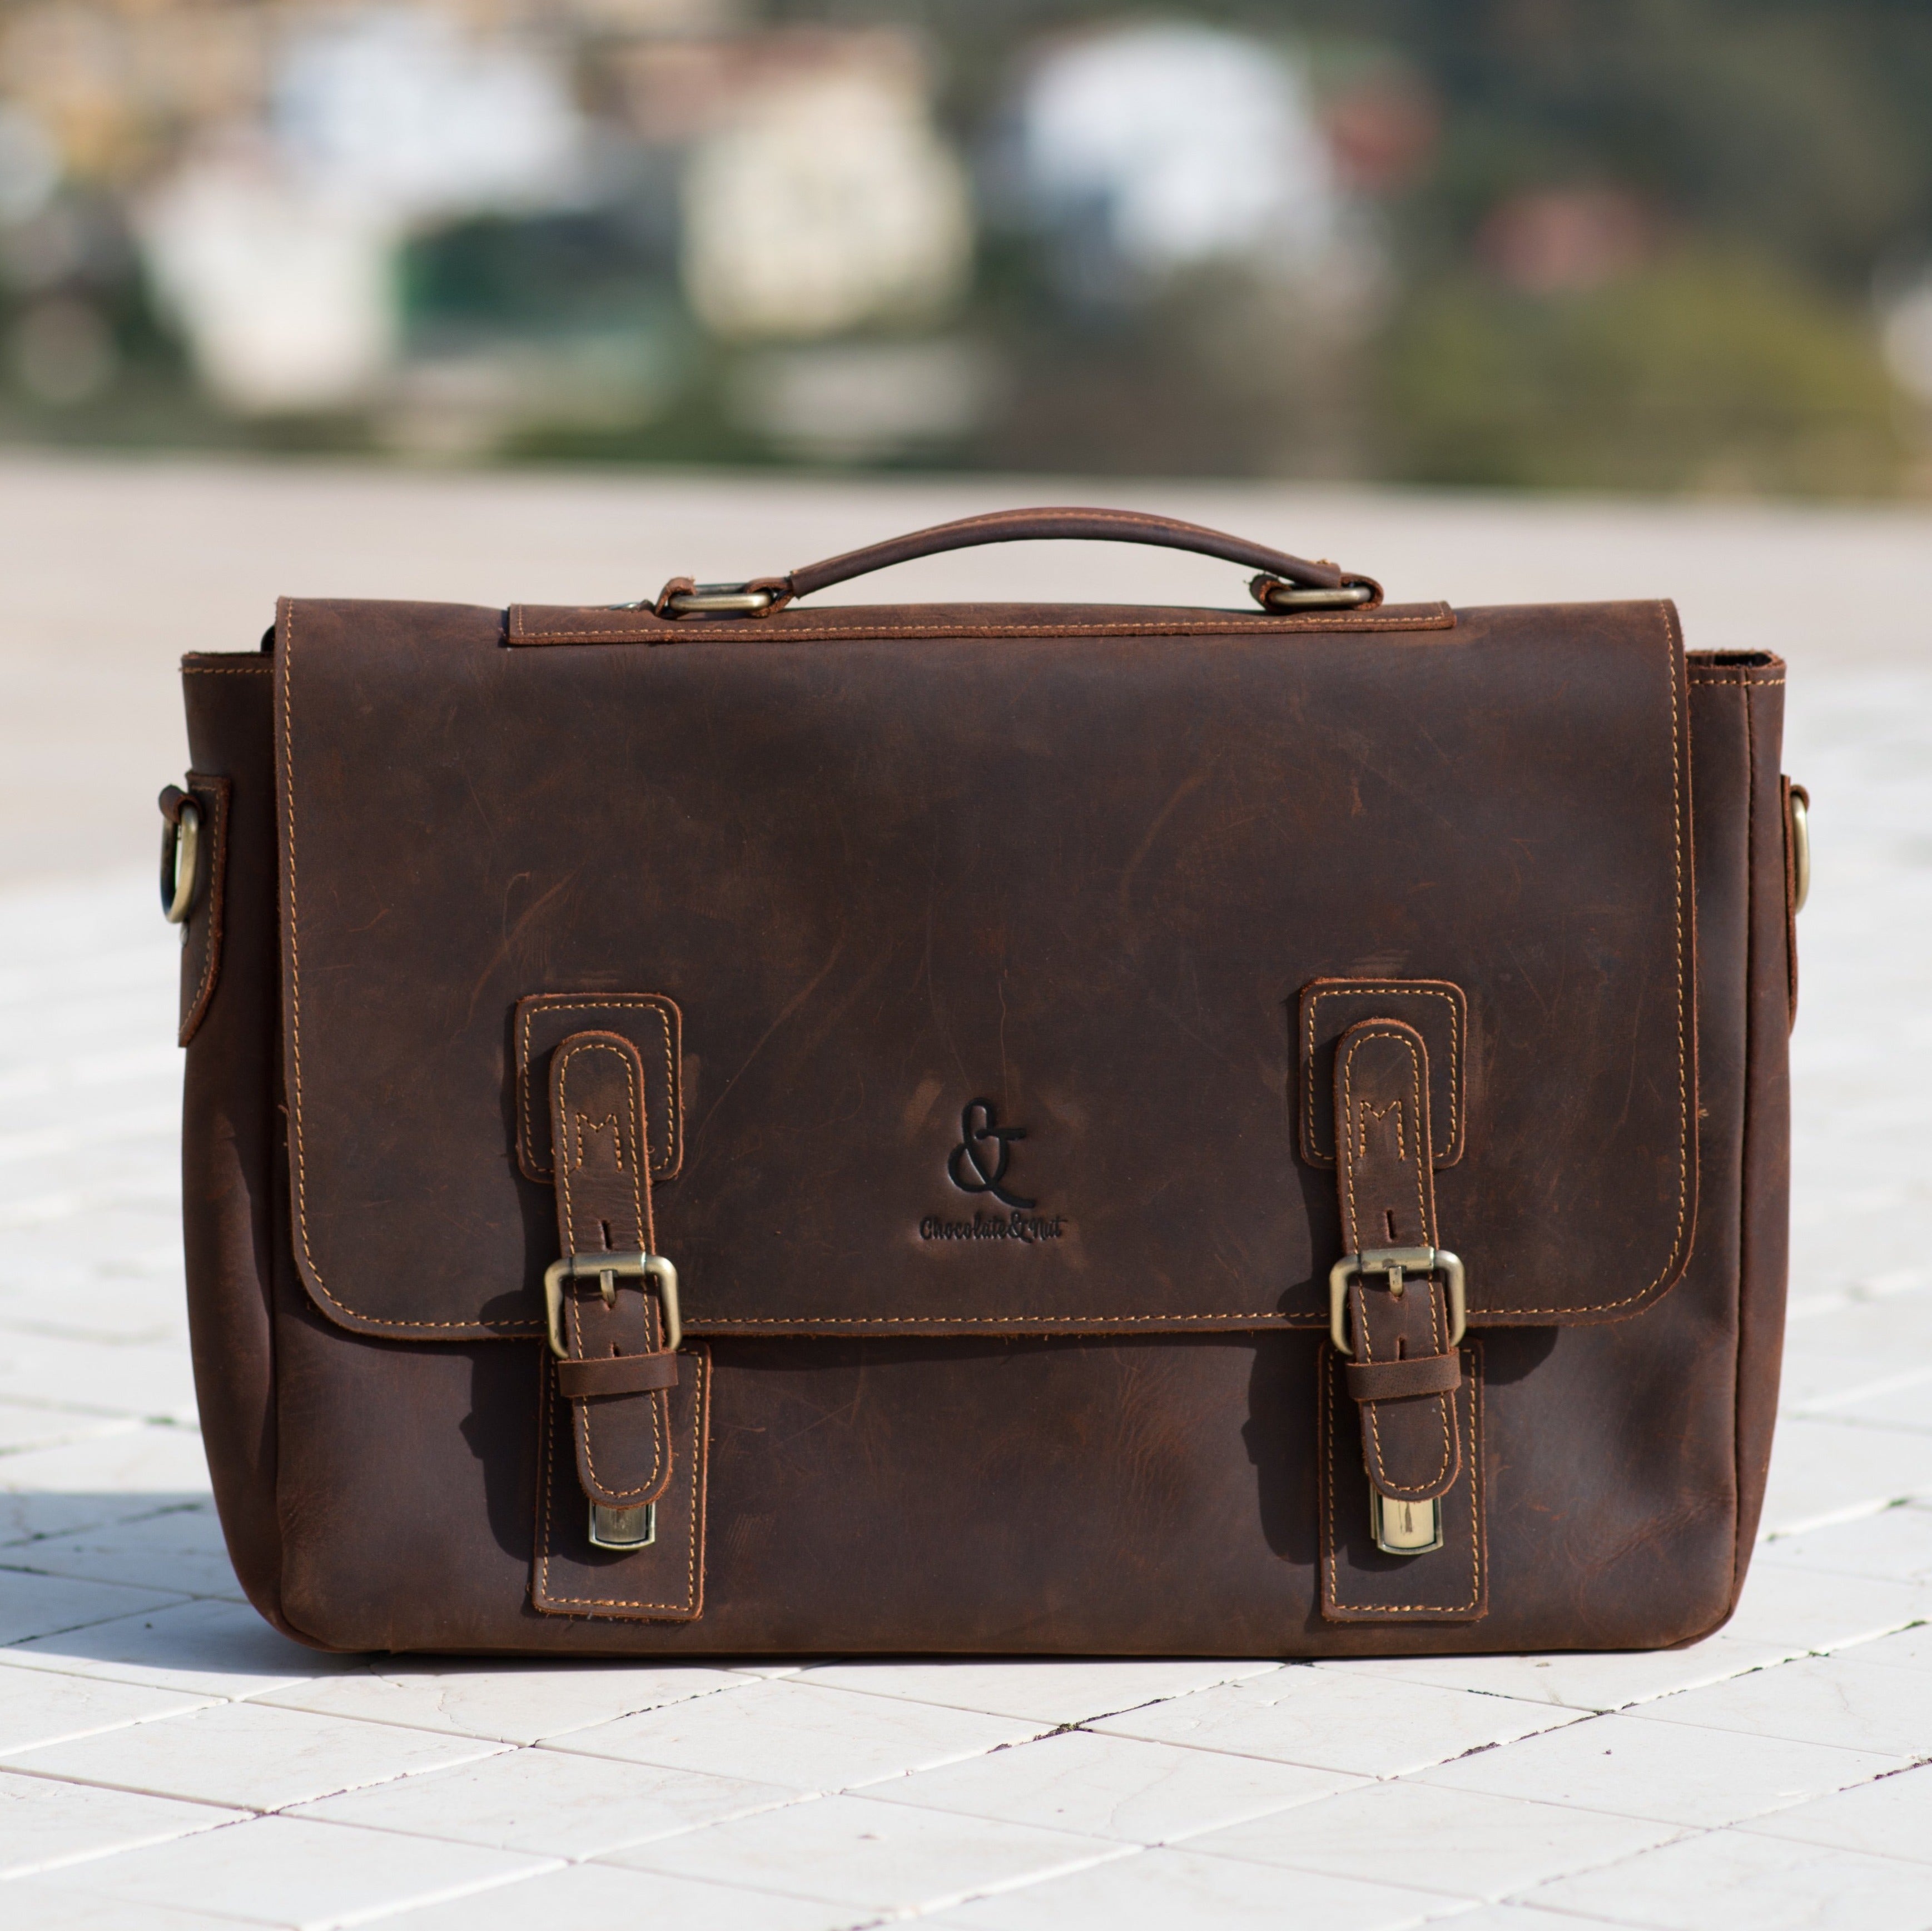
[947,1099,1035,1210]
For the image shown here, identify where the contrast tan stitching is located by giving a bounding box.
[1357,1097,1404,1166]
[537,1348,706,1614]
[1506,603,1690,1314]
[1339,1027,1431,1255]
[557,1037,665,1502]
[1307,611,1691,1321]
[1732,679,1758,1604]
[1401,605,1690,1321]
[692,1311,1296,1325]
[516,997,679,1181]
[510,613,1452,642]
[182,664,272,675]
[1324,1343,1482,1615]
[1304,983,1462,1163]
[281,605,540,1331]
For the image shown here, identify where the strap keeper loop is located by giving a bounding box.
[1345,1351,1462,1403]
[557,1350,681,1400]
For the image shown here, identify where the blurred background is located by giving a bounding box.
[0,0,1929,495]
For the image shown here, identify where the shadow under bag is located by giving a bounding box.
[161,506,1804,1655]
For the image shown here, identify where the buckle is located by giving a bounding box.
[543,1253,681,1360]
[1328,1246,1465,1357]
[1328,1246,1464,1557]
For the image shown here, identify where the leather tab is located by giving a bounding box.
[1335,1019,1462,1504]
[549,1031,675,1510]
[1299,978,1465,1167]
[1321,1341,1488,1624]
[533,1343,710,1623]
[515,994,681,1183]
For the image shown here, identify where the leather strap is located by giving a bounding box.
[1334,1019,1462,1504]
[549,1030,677,1510]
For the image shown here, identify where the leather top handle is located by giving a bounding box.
[654,507,1384,618]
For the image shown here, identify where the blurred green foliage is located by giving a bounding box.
[1383,247,1906,492]
[790,0,1932,493]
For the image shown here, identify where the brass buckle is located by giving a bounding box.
[1327,1246,1466,1357]
[1329,1246,1464,1557]
[543,1253,681,1360]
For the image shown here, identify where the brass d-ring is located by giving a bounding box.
[164,802,201,925]
[1788,785,1810,914]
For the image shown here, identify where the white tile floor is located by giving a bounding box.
[3,481,1931,1927]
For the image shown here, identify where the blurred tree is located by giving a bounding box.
[1383,244,1904,492]
[784,0,1932,491]
[836,0,1932,285]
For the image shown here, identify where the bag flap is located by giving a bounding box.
[275,595,1695,1342]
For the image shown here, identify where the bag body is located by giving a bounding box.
[166,509,1799,1656]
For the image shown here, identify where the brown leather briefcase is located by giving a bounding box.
[163,507,1803,1656]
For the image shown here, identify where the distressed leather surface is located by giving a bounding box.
[173,625,1785,1653]
[272,596,1695,1341]
[173,607,1789,1658]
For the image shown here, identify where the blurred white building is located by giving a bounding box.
[678,39,972,341]
[136,8,584,415]
[272,9,582,226]
[138,139,399,415]
[1005,24,1341,289]
[1882,271,1932,407]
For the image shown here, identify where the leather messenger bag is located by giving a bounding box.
[162,506,1804,1656]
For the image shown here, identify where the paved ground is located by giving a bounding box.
[0,458,1929,1928]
